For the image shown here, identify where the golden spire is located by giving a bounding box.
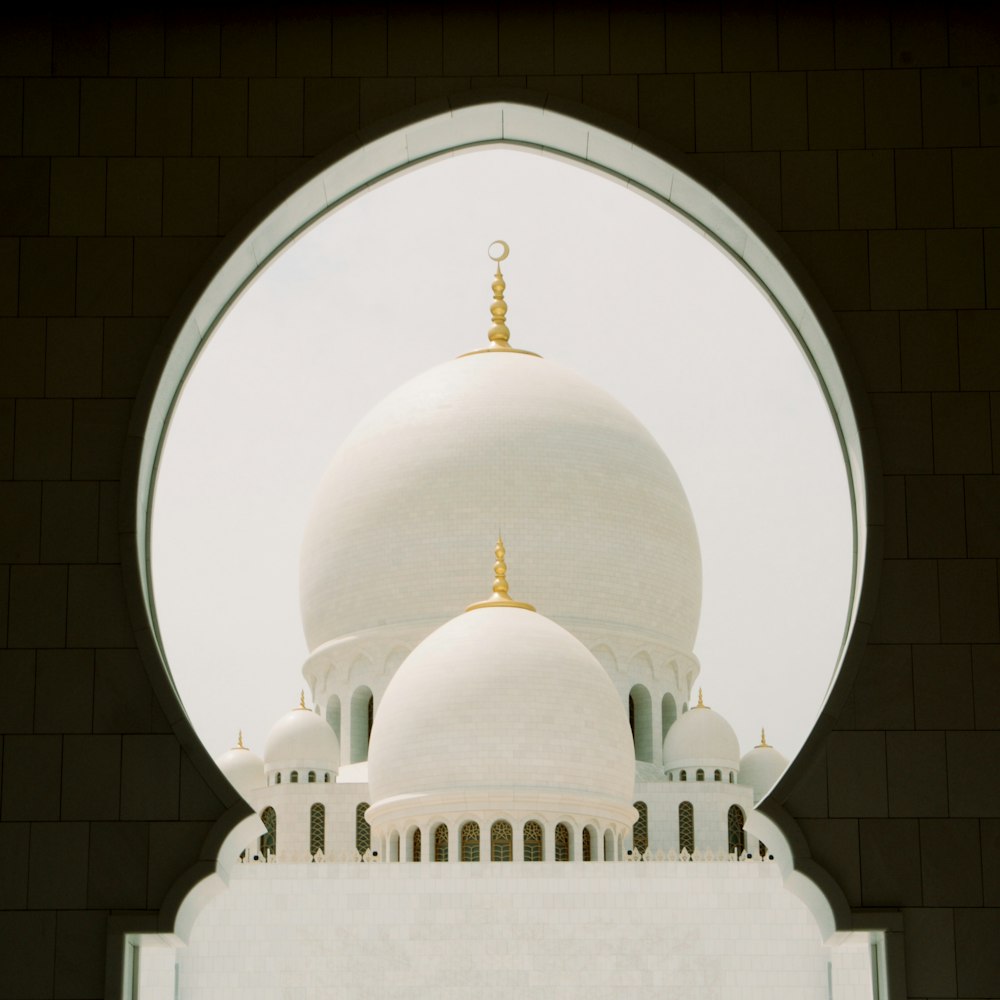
[458,242,540,359]
[465,535,536,612]
[696,688,708,709]
[234,730,247,750]
[757,728,770,748]
[297,690,308,711]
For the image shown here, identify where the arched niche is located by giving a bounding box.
[121,93,886,997]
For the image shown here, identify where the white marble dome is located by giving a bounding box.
[216,739,265,799]
[299,350,701,657]
[739,737,789,803]
[264,702,339,773]
[663,694,741,774]
[366,602,636,827]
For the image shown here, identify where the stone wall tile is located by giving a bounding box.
[24,79,79,157]
[695,73,751,151]
[61,736,120,820]
[902,907,957,998]
[1,734,61,820]
[80,79,135,158]
[948,10,1000,67]
[777,5,834,71]
[121,735,180,821]
[50,159,106,238]
[179,753,226,821]
[751,71,807,150]
[852,642,915,729]
[834,7,891,69]
[882,475,908,557]
[18,237,75,317]
[913,644,975,730]
[163,159,219,237]
[891,10,949,68]
[165,12,220,77]
[664,7,720,72]
[34,648,92,735]
[610,8,664,74]
[638,75,694,152]
[954,908,1000,998]
[97,482,118,563]
[304,79,359,156]
[102,318,160,397]
[860,818,921,903]
[28,821,89,909]
[920,818,983,905]
[798,818,860,904]
[40,480,99,564]
[0,912,56,998]
[53,18,107,77]
[0,239,16,316]
[248,79,302,157]
[721,7,777,72]
[0,822,29,907]
[806,71,865,149]
[523,76,578,104]
[221,13,275,78]
[498,9,552,76]
[838,148,894,228]
[66,564,133,649]
[985,819,1000,904]
[442,10,497,77]
[783,230,870,309]
[109,14,165,77]
[869,230,927,310]
[782,744,828,817]
[14,398,72,483]
[864,69,922,148]
[93,649,153,735]
[218,157,279,234]
[947,732,1000,815]
[193,79,248,157]
[869,559,939,641]
[46,318,102,399]
[958,311,1000,389]
[0,650,34,733]
[136,79,192,157]
[939,559,1000,643]
[966,477,1000,557]
[0,481,40,564]
[719,151,781,229]
[870,391,933,473]
[993,393,1000,471]
[553,5,607,75]
[954,149,1000,227]
[87,821,148,909]
[148,821,214,906]
[0,317,45,395]
[900,310,958,390]
[0,19,51,77]
[0,565,7,645]
[0,79,23,156]
[922,67,980,148]
[905,474,966,557]
[276,12,331,78]
[981,67,1000,146]
[359,78,415,130]
[332,12,386,77]
[926,229,985,309]
[133,237,216,317]
[828,731,888,816]
[53,910,106,999]
[107,159,162,237]
[933,391,992,473]
[887,731,948,816]
[895,148,953,228]
[76,237,132,318]
[0,159,50,236]
[581,76,637,126]
[838,311,901,392]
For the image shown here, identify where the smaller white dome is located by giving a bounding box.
[663,691,740,773]
[217,737,265,799]
[739,734,788,803]
[264,700,339,773]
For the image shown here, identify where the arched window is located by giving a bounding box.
[759,839,768,859]
[661,692,677,741]
[523,821,543,861]
[582,827,592,862]
[368,695,374,740]
[290,770,299,783]
[628,684,653,762]
[275,772,282,784]
[355,802,371,855]
[260,806,276,857]
[412,827,421,863]
[679,770,687,781]
[696,768,704,782]
[728,805,746,857]
[668,772,674,781]
[632,801,649,856]
[603,828,615,861]
[309,803,324,857]
[308,771,316,783]
[491,820,512,861]
[678,801,694,855]
[713,769,721,781]
[729,771,735,783]
[434,824,448,862]
[350,687,374,763]
[461,821,480,862]
[324,772,331,783]
[555,823,570,862]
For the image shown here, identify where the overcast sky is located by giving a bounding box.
[151,147,854,770]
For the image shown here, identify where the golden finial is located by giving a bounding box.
[234,730,247,750]
[458,242,540,359]
[465,535,536,612]
[757,728,770,748]
[297,690,308,711]
[696,688,708,709]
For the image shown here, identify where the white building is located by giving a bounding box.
[140,247,876,1000]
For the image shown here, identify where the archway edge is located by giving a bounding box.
[121,88,884,959]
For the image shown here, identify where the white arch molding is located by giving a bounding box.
[120,93,891,998]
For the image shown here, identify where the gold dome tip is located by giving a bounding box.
[465,535,536,612]
[696,688,708,709]
[234,730,247,750]
[756,727,770,748]
[297,690,308,711]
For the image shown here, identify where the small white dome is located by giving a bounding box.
[663,693,740,773]
[216,738,265,799]
[739,736,788,803]
[264,702,339,773]
[367,603,635,828]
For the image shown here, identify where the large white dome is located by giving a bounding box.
[366,604,635,825]
[263,702,340,773]
[299,351,701,655]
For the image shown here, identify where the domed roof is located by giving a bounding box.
[299,349,701,656]
[216,733,265,798]
[663,691,740,771]
[739,731,788,803]
[367,588,635,823]
[264,695,339,772]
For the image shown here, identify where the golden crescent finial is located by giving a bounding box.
[466,536,536,612]
[235,730,246,750]
[488,240,509,262]
[757,728,770,748]
[298,690,307,710]
[696,688,707,709]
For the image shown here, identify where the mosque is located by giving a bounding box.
[138,245,875,999]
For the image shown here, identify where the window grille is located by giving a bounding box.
[275,772,281,784]
[324,773,331,783]
[434,824,448,862]
[759,839,768,859]
[260,806,276,857]
[523,821,543,862]
[729,771,735,783]
[728,805,746,856]
[309,803,325,856]
[355,802,371,855]
[714,769,721,781]
[308,771,316,783]
[555,823,570,862]
[632,801,649,855]
[678,801,694,854]
[461,821,480,862]
[582,827,592,862]
[696,768,704,781]
[491,820,512,861]
[679,770,687,781]
[412,828,421,863]
[290,770,299,783]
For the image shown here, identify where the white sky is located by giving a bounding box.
[151,147,854,768]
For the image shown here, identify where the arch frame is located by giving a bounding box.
[119,89,886,995]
